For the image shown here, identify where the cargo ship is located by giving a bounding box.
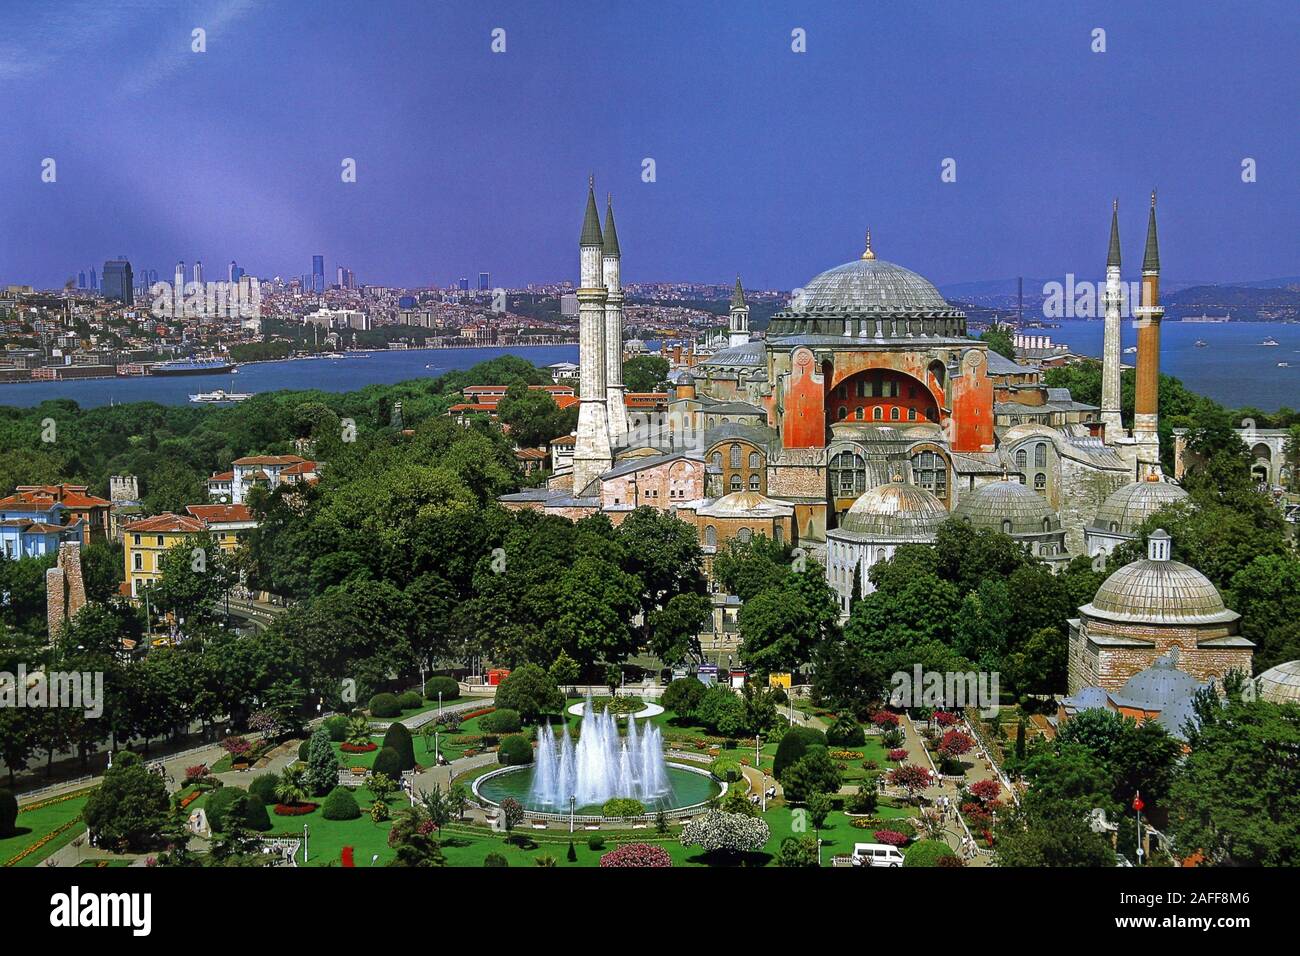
[150,357,237,376]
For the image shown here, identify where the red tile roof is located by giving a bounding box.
[185,504,254,523]
[280,460,317,477]
[208,471,234,482]
[123,513,206,534]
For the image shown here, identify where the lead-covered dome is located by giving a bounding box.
[953,480,1060,534]
[1090,479,1190,535]
[1083,557,1237,626]
[839,480,947,539]
[789,258,952,314]
[1254,661,1300,706]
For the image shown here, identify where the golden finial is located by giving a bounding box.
[1150,188,1157,209]
[862,228,876,260]
[589,174,594,189]
[1113,197,1118,212]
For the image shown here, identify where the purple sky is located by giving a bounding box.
[1,0,1296,291]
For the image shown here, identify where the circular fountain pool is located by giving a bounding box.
[474,762,721,815]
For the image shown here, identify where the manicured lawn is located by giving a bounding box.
[1,789,92,868]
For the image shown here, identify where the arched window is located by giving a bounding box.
[890,406,900,421]
[712,452,722,470]
[873,407,883,421]
[1034,473,1046,491]
[774,525,783,546]
[1015,449,1027,470]
[830,450,867,496]
[837,406,848,420]
[704,525,717,547]
[730,475,742,492]
[1034,443,1047,468]
[737,527,752,544]
[748,474,760,491]
[911,450,948,498]
[855,406,864,420]
[748,451,760,470]
[1042,516,1052,532]
[1002,519,1012,534]
[908,408,917,421]
[729,444,742,468]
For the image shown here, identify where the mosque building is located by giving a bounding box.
[503,181,1190,615]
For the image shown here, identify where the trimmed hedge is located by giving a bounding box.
[480,708,522,734]
[773,726,827,780]
[601,798,646,817]
[371,746,403,781]
[322,787,362,821]
[397,691,423,711]
[297,740,310,762]
[0,788,17,838]
[205,786,248,833]
[483,852,509,867]
[368,693,401,718]
[497,734,533,765]
[905,839,958,868]
[425,676,460,702]
[243,794,272,832]
[380,722,416,775]
[249,774,279,806]
[322,714,351,742]
[827,716,865,747]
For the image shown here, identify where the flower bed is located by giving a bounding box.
[341,846,355,867]
[273,803,319,817]
[873,829,910,847]
[341,742,377,753]
[599,843,672,867]
[458,707,496,721]
[829,750,863,760]
[177,790,202,811]
[887,748,908,761]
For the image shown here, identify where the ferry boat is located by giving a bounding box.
[152,357,237,376]
[1261,337,1280,346]
[189,388,253,404]
[1279,362,1291,369]
[1194,339,1208,347]
[1123,346,1138,354]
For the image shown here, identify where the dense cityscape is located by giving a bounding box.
[2,0,1296,939]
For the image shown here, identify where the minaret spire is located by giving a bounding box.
[1107,198,1122,268]
[1133,188,1164,478]
[1100,198,1124,440]
[574,177,611,491]
[728,274,750,347]
[602,193,628,442]
[580,176,603,247]
[1142,189,1160,274]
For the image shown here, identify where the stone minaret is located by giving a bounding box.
[1133,191,1164,477]
[728,276,750,347]
[1100,199,1125,440]
[573,178,612,492]
[602,194,629,442]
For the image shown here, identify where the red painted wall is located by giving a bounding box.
[782,348,827,448]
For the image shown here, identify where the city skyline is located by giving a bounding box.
[1,1,1297,290]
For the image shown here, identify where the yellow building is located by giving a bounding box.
[121,513,208,599]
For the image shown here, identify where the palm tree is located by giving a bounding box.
[346,716,372,747]
[534,854,557,867]
[274,765,309,807]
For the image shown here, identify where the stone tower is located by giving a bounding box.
[602,194,629,442]
[1100,199,1125,440]
[728,275,750,348]
[46,541,86,642]
[572,178,612,492]
[1133,191,1163,477]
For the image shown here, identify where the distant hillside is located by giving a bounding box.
[1164,285,1300,322]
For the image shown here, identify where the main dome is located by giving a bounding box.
[789,258,952,314]
[838,480,947,539]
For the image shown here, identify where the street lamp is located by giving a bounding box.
[419,663,427,697]
[569,795,576,834]
[302,823,310,864]
[438,691,443,721]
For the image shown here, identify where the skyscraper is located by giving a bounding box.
[478,272,490,291]
[102,259,133,305]
[193,260,203,285]
[89,268,97,290]
[458,276,469,291]
[312,255,325,293]
[78,271,86,289]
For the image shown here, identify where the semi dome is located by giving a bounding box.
[1090,479,1190,535]
[838,480,947,539]
[1254,660,1300,706]
[1083,556,1238,626]
[953,479,1059,535]
[700,340,765,368]
[789,257,951,314]
[697,491,793,519]
[1115,649,1207,710]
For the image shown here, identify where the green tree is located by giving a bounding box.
[82,752,169,851]
[979,325,1015,360]
[622,355,670,392]
[494,663,564,722]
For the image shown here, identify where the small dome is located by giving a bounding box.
[1255,660,1300,706]
[697,491,792,519]
[1084,560,1238,625]
[1090,480,1190,535]
[953,479,1059,535]
[838,481,947,539]
[701,340,765,367]
[789,258,951,314]
[1116,649,1207,710]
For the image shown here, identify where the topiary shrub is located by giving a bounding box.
[371,746,403,781]
[249,773,279,806]
[601,798,646,818]
[773,726,827,780]
[480,708,522,734]
[494,663,563,721]
[243,794,273,832]
[204,786,248,833]
[380,722,416,775]
[297,740,310,762]
[397,691,423,711]
[710,756,742,783]
[497,734,533,765]
[484,852,509,867]
[826,716,865,747]
[587,835,605,851]
[904,839,957,867]
[0,788,17,838]
[368,693,401,718]
[426,676,460,702]
[322,786,362,821]
[661,677,707,718]
[322,714,350,742]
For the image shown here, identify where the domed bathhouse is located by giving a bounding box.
[1253,660,1300,707]
[1067,530,1254,695]
[1060,647,1213,741]
[951,478,1070,568]
[826,478,948,611]
[1084,476,1191,558]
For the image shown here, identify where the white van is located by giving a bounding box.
[852,843,905,867]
